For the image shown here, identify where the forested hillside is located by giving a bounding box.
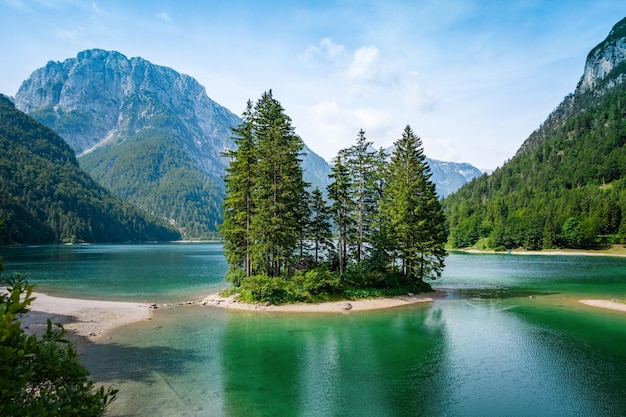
[0,95,180,244]
[15,49,334,239]
[443,18,626,250]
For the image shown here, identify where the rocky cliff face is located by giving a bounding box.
[15,49,239,178]
[517,16,626,157]
[427,158,482,198]
[577,17,626,93]
[15,50,333,237]
[15,49,479,237]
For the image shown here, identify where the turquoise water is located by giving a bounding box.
[0,243,228,302]
[2,245,626,416]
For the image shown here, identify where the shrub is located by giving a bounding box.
[237,275,289,304]
[0,273,117,416]
[235,268,342,304]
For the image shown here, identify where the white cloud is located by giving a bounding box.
[302,101,396,160]
[319,38,344,60]
[402,71,436,112]
[55,26,86,40]
[299,37,345,63]
[347,45,381,82]
[157,12,171,22]
[91,2,107,16]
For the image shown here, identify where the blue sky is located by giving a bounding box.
[1,1,626,170]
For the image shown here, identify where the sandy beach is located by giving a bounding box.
[200,290,447,313]
[19,292,153,345]
[458,247,626,257]
[579,299,626,313]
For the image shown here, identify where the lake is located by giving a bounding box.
[2,244,626,416]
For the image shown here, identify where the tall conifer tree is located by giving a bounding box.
[344,129,380,262]
[382,125,447,282]
[308,186,333,263]
[327,152,353,276]
[220,100,256,279]
[249,91,308,277]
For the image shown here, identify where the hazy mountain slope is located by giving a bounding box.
[0,95,179,244]
[426,158,482,198]
[443,16,626,250]
[383,144,482,197]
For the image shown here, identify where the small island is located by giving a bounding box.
[219,92,448,307]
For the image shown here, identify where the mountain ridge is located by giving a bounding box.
[0,94,179,244]
[443,16,626,250]
[15,49,480,238]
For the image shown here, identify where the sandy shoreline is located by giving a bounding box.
[19,292,153,345]
[200,290,448,313]
[13,291,623,353]
[456,247,626,257]
[14,289,447,348]
[579,299,626,313]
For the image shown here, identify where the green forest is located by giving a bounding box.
[443,73,626,250]
[220,91,447,304]
[79,129,224,240]
[0,95,180,244]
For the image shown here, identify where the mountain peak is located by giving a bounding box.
[576,16,626,93]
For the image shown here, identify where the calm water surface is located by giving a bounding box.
[2,245,626,416]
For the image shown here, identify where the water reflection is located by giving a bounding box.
[221,306,447,417]
[7,246,626,416]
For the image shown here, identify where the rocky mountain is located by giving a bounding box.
[14,49,479,238]
[15,49,331,238]
[0,94,179,244]
[426,158,482,198]
[443,16,626,250]
[383,144,482,197]
[577,16,626,93]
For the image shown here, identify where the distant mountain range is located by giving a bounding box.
[0,95,179,244]
[443,16,626,250]
[14,49,480,238]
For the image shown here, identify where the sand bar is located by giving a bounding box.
[579,299,626,313]
[201,290,447,313]
[17,292,153,344]
[458,247,626,257]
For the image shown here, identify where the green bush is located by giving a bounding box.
[237,275,290,304]
[225,269,246,287]
[0,272,117,416]
[291,268,341,295]
[235,268,342,304]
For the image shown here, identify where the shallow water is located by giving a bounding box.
[2,245,626,416]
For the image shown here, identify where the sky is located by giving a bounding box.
[1,1,626,171]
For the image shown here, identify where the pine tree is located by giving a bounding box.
[308,187,333,263]
[382,125,447,282]
[367,147,392,270]
[344,129,379,262]
[249,91,308,277]
[220,100,256,279]
[297,189,313,259]
[327,152,354,276]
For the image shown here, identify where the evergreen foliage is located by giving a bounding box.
[222,112,448,303]
[307,187,334,263]
[79,131,223,240]
[220,100,256,278]
[220,91,308,278]
[343,130,381,262]
[0,256,117,416]
[443,78,626,250]
[0,95,179,244]
[381,126,447,281]
[327,152,354,276]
